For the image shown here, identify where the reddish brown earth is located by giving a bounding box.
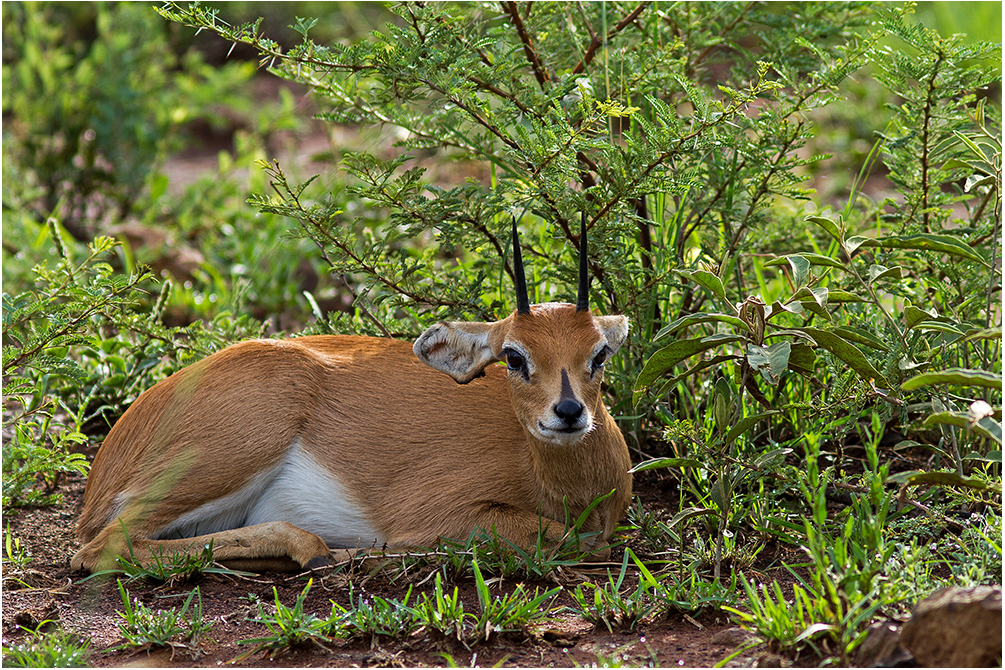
[0,471,804,668]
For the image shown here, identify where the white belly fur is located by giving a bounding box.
[152,439,383,548]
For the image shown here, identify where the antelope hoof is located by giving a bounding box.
[304,554,335,571]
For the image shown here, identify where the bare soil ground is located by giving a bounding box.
[1,471,807,668]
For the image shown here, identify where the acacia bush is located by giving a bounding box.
[157,1,1000,453]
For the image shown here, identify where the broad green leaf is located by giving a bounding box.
[647,354,742,404]
[677,269,727,305]
[106,355,127,373]
[769,297,833,319]
[709,476,730,514]
[629,457,703,473]
[795,623,838,643]
[857,234,988,266]
[923,412,1002,444]
[713,378,731,434]
[898,356,927,372]
[886,469,924,485]
[900,471,992,490]
[965,174,995,192]
[754,447,793,470]
[805,215,842,242]
[768,300,802,318]
[901,368,1002,391]
[827,290,867,303]
[792,299,830,321]
[964,450,1002,463]
[746,341,791,385]
[805,254,846,270]
[786,287,831,320]
[653,312,748,341]
[953,130,990,162]
[904,305,938,329]
[789,286,829,307]
[635,335,744,390]
[913,321,966,337]
[761,252,844,271]
[868,264,903,282]
[833,326,890,352]
[102,374,126,388]
[976,416,1002,445]
[787,343,817,375]
[961,327,1002,343]
[844,235,870,255]
[942,158,979,171]
[798,327,889,387]
[721,411,780,447]
[787,255,811,287]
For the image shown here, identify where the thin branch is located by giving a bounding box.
[572,1,651,76]
[468,75,535,117]
[918,53,945,233]
[415,76,524,153]
[501,0,551,88]
[690,2,757,72]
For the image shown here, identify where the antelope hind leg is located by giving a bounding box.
[71,521,333,573]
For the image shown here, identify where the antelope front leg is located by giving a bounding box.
[71,521,333,573]
[439,505,609,559]
[476,506,615,561]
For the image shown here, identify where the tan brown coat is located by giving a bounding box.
[72,304,632,573]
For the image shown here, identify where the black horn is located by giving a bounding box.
[512,217,531,314]
[576,212,590,311]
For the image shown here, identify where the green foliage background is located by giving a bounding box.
[2,1,1001,664]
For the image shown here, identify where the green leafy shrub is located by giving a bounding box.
[114,581,212,653]
[158,3,880,343]
[0,2,999,665]
[569,551,658,633]
[1,222,265,506]
[2,2,259,241]
[1,623,90,668]
[156,1,999,434]
[2,230,146,506]
[239,580,331,657]
[154,2,1000,662]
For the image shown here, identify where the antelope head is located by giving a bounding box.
[414,215,629,446]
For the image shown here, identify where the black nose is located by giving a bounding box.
[554,399,583,426]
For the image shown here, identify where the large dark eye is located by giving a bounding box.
[504,350,527,374]
[591,348,608,372]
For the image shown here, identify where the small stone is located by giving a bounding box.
[855,621,911,667]
[755,652,783,667]
[541,629,578,647]
[710,627,759,648]
[900,585,1002,667]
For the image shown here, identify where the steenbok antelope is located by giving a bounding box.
[72,217,632,573]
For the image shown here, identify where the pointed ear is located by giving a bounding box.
[595,315,629,354]
[414,320,506,383]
